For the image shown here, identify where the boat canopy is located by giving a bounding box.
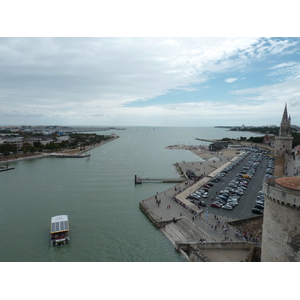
[51,215,69,233]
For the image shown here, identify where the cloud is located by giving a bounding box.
[0,37,299,126]
[252,38,298,58]
[0,38,260,112]
[270,61,298,69]
[225,78,238,83]
[267,61,300,82]
[229,79,300,121]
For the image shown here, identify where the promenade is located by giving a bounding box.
[140,148,255,261]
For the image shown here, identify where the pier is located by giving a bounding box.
[134,175,185,184]
[0,166,15,172]
[51,153,91,158]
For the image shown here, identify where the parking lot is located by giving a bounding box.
[186,147,273,219]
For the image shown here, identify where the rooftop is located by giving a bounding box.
[275,177,300,191]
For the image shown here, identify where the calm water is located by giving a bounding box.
[0,127,261,261]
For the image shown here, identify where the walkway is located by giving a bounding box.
[140,159,244,244]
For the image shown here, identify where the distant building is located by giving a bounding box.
[263,134,275,147]
[209,142,228,151]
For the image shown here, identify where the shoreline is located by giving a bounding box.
[0,135,119,164]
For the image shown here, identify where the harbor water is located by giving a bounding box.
[0,127,261,261]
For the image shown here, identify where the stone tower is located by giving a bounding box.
[275,104,293,157]
[262,177,300,261]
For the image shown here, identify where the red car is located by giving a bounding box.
[203,185,211,188]
[210,203,221,208]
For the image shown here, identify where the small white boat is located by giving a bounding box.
[50,215,70,245]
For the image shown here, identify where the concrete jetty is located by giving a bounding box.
[51,153,91,158]
[134,175,185,184]
[0,166,15,172]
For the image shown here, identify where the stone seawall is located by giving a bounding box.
[139,201,175,229]
[176,241,254,262]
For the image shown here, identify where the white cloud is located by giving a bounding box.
[0,37,299,126]
[267,61,300,82]
[225,78,238,83]
[229,79,300,123]
[270,61,298,69]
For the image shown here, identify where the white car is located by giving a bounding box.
[202,192,208,198]
[222,204,233,210]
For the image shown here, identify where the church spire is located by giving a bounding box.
[281,103,288,123]
[279,103,291,136]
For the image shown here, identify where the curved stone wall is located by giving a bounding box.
[262,178,300,262]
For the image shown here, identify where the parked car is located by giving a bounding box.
[219,195,228,201]
[198,201,206,207]
[254,204,264,210]
[235,190,244,195]
[238,185,247,190]
[252,208,263,215]
[202,192,208,198]
[227,201,238,207]
[255,200,264,205]
[219,190,230,195]
[215,199,226,205]
[210,203,221,208]
[222,204,233,210]
[210,178,219,182]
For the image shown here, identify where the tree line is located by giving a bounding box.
[0,133,112,156]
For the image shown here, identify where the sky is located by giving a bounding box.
[0,3,299,128]
[1,37,299,127]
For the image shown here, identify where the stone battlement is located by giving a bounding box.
[263,177,300,210]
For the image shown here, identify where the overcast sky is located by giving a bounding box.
[1,37,299,127]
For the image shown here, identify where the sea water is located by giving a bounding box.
[0,127,261,261]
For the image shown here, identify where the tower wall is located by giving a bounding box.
[262,178,300,262]
[275,136,293,157]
